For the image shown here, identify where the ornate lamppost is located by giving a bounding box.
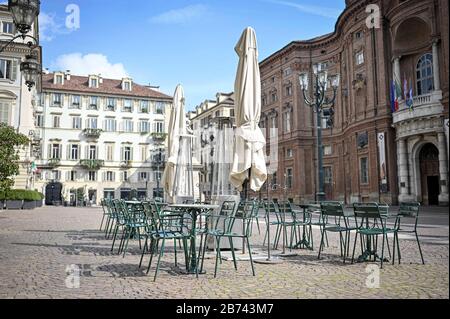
[299,63,340,202]
[1,1,41,90]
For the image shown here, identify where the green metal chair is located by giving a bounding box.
[397,202,425,265]
[318,201,356,263]
[144,207,192,281]
[119,201,147,257]
[201,200,258,278]
[262,201,283,248]
[351,203,400,268]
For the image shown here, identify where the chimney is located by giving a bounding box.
[65,70,71,80]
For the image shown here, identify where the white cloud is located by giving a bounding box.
[150,4,208,24]
[50,53,129,79]
[39,11,73,42]
[265,0,342,19]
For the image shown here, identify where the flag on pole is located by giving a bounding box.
[390,80,397,113]
[406,79,414,110]
[403,75,408,102]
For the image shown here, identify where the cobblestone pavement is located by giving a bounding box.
[0,207,448,299]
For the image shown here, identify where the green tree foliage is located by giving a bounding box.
[0,123,30,191]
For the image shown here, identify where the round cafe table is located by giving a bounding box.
[168,204,219,274]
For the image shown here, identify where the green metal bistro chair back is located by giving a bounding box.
[399,202,420,218]
[320,201,345,217]
[263,201,278,217]
[353,203,383,220]
[212,201,237,233]
[238,200,259,237]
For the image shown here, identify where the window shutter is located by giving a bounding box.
[48,144,52,159]
[66,145,70,160]
[130,148,134,161]
[120,172,124,182]
[95,146,99,159]
[85,146,89,160]
[102,172,106,182]
[112,172,116,182]
[120,147,124,162]
[11,59,18,81]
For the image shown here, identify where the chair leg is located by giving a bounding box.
[342,231,348,263]
[338,232,344,257]
[146,239,156,274]
[392,232,396,265]
[174,239,178,267]
[246,237,255,276]
[318,227,326,260]
[200,234,208,273]
[111,225,119,252]
[229,237,238,270]
[122,227,133,258]
[139,237,148,268]
[385,233,392,260]
[380,233,385,269]
[153,239,166,282]
[214,237,222,278]
[351,232,359,264]
[415,232,425,265]
[397,233,402,265]
[100,214,105,231]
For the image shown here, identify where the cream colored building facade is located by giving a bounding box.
[0,5,41,190]
[35,72,172,205]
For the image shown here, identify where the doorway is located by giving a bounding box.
[419,143,440,206]
[45,182,63,206]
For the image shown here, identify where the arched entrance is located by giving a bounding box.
[45,182,63,206]
[419,143,440,205]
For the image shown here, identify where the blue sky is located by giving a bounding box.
[40,0,345,110]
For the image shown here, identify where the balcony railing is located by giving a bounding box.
[151,132,168,141]
[80,159,105,170]
[48,158,61,167]
[394,90,443,125]
[83,128,103,139]
[120,160,133,168]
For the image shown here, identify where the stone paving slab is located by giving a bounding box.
[0,207,448,299]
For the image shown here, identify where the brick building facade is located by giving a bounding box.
[259,0,449,205]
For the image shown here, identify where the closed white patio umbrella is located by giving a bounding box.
[161,84,187,202]
[230,27,267,193]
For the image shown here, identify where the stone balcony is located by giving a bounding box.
[120,160,133,168]
[150,132,168,142]
[82,128,103,139]
[80,159,105,170]
[392,91,444,139]
[47,158,61,167]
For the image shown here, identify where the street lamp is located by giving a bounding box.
[1,0,41,90]
[299,63,340,202]
[152,147,164,199]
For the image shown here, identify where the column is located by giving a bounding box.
[438,132,449,205]
[432,40,441,91]
[393,56,402,100]
[397,138,412,202]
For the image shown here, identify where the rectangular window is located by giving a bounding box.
[140,145,148,162]
[123,82,131,91]
[55,75,63,84]
[35,114,44,127]
[86,117,98,129]
[70,144,79,160]
[285,86,292,96]
[140,100,149,113]
[271,92,277,103]
[140,120,150,133]
[286,149,293,158]
[52,170,61,181]
[89,145,97,160]
[71,95,81,108]
[52,115,60,128]
[104,189,115,200]
[122,171,129,182]
[155,102,165,114]
[123,147,132,161]
[324,166,333,184]
[105,144,114,161]
[356,51,364,65]
[69,171,78,182]
[89,96,98,110]
[283,111,291,133]
[104,118,117,132]
[284,67,292,76]
[2,22,14,34]
[88,171,97,182]
[323,145,332,156]
[139,172,148,182]
[123,99,133,112]
[0,59,12,80]
[105,171,115,182]
[90,78,98,88]
[360,157,369,184]
[53,93,62,106]
[123,119,134,132]
[285,168,293,189]
[106,98,116,111]
[72,116,82,129]
[52,144,61,159]
[154,121,164,133]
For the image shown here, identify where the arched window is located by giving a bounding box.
[416,53,434,96]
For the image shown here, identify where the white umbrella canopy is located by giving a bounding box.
[230,27,267,192]
[161,84,187,201]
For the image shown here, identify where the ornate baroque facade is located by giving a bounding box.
[259,0,448,205]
